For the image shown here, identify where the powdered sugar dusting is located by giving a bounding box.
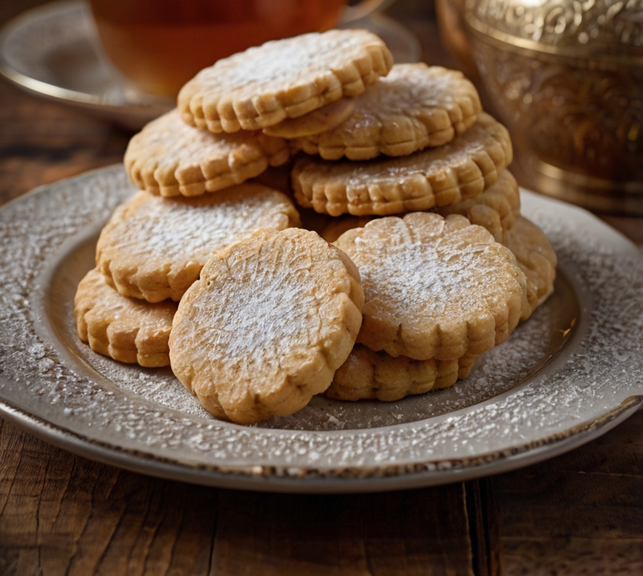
[100,189,293,264]
[196,30,381,89]
[175,231,334,369]
[0,166,641,485]
[330,64,478,128]
[336,214,524,358]
[350,216,518,320]
[131,109,282,165]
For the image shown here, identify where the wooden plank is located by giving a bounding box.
[0,419,477,575]
[211,484,474,576]
[486,411,643,575]
[0,420,218,576]
[466,479,503,576]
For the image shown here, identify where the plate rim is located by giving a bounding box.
[0,0,167,111]
[1,393,640,494]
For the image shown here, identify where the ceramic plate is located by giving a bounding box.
[0,0,420,131]
[0,166,641,493]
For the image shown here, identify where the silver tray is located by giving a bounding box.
[0,165,641,493]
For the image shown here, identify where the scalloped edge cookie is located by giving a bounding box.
[96,184,300,303]
[292,113,513,216]
[169,228,364,424]
[334,212,528,361]
[325,344,478,401]
[503,216,557,320]
[124,109,290,198]
[433,168,520,243]
[319,168,521,243]
[178,29,393,133]
[292,63,482,160]
[75,268,177,367]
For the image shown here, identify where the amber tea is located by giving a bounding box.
[90,0,347,97]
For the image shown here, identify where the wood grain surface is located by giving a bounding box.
[0,1,642,575]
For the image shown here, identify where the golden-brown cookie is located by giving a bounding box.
[334,213,528,361]
[169,228,364,424]
[319,169,521,244]
[178,29,393,133]
[292,64,482,160]
[503,216,557,320]
[74,268,177,367]
[292,113,513,216]
[124,109,290,198]
[96,184,300,303]
[325,344,477,401]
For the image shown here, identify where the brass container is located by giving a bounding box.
[457,0,643,215]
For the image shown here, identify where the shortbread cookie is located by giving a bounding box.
[262,98,356,138]
[325,344,477,401]
[292,113,512,216]
[292,64,482,160]
[178,29,393,133]
[169,228,364,424]
[320,169,521,243]
[334,213,528,360]
[96,184,300,303]
[74,268,177,367]
[434,168,520,243]
[124,109,290,198]
[503,217,557,320]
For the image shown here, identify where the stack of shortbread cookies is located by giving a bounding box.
[74,29,556,424]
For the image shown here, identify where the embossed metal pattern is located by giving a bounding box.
[471,42,643,184]
[465,0,643,56]
[461,0,643,212]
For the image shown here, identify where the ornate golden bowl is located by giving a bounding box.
[455,0,643,215]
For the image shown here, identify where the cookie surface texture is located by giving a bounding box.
[96,184,300,303]
[334,213,528,361]
[503,216,557,320]
[292,63,482,160]
[169,228,365,424]
[178,29,393,133]
[124,109,290,198]
[326,344,477,401]
[74,268,177,367]
[292,113,513,216]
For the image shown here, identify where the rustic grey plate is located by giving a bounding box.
[0,165,641,493]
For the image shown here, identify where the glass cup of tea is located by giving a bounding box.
[89,0,391,98]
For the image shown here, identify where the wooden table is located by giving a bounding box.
[1,2,642,574]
